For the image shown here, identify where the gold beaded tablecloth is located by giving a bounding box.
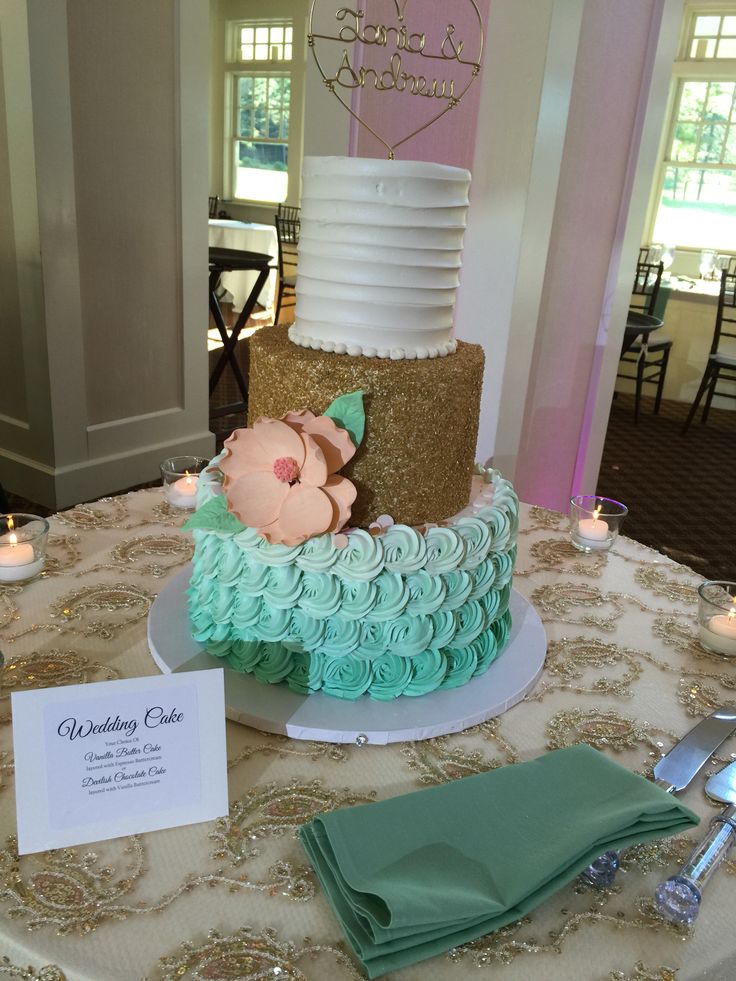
[0,489,735,981]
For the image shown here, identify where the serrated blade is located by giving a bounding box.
[705,760,736,805]
[653,706,736,792]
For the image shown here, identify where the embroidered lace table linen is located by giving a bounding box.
[0,488,735,981]
[300,744,699,977]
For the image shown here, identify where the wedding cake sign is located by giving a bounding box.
[308,0,484,157]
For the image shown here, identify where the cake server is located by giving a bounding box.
[655,759,736,925]
[580,705,736,888]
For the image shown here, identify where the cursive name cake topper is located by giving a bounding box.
[308,0,484,158]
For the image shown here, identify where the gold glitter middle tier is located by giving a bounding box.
[247,325,485,527]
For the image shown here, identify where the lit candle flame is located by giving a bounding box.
[729,599,736,624]
[7,516,14,532]
[592,505,602,524]
[8,533,17,547]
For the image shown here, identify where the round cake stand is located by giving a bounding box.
[147,566,547,745]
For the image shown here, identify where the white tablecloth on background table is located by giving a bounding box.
[208,218,278,311]
[1,490,735,980]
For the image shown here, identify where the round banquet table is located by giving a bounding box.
[1,489,735,981]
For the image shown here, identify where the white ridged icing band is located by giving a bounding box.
[289,156,471,360]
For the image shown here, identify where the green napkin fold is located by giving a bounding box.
[299,744,698,978]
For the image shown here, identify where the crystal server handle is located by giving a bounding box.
[655,803,736,926]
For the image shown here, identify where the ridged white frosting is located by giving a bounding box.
[289,156,471,359]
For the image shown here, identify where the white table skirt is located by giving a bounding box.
[208,218,278,311]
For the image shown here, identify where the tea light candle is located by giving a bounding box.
[576,506,609,546]
[167,472,199,509]
[0,533,34,567]
[700,607,736,656]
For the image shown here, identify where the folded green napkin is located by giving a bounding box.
[299,744,698,978]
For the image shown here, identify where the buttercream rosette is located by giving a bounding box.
[219,409,358,546]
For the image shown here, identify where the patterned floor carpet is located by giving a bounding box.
[597,393,735,581]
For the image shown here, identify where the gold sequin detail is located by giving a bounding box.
[528,637,642,700]
[248,324,484,526]
[607,963,678,981]
[546,708,655,754]
[109,534,193,577]
[149,926,364,981]
[531,582,623,630]
[0,649,118,702]
[634,566,699,606]
[0,959,66,981]
[210,780,373,868]
[524,538,607,576]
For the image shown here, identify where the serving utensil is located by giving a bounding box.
[655,759,736,925]
[581,706,736,888]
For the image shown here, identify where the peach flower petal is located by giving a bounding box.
[226,471,290,527]
[281,409,316,433]
[321,474,358,533]
[298,433,329,487]
[277,484,334,543]
[303,415,356,473]
[221,428,273,476]
[253,418,305,468]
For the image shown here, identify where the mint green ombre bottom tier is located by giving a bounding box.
[186,469,519,701]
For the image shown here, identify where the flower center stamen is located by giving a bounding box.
[273,456,300,484]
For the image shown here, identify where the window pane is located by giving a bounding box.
[672,122,699,161]
[241,27,254,44]
[697,122,727,161]
[285,43,293,60]
[717,38,736,58]
[726,127,736,162]
[235,141,288,203]
[654,165,736,250]
[255,27,268,43]
[679,81,708,120]
[255,44,268,59]
[694,15,721,36]
[241,44,254,60]
[238,76,253,104]
[238,108,253,138]
[706,81,734,120]
[724,16,736,34]
[271,27,283,43]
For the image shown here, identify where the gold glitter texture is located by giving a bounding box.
[248,325,484,526]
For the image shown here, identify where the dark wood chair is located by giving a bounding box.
[682,269,736,433]
[274,214,299,325]
[209,195,219,218]
[617,259,672,422]
[277,203,300,222]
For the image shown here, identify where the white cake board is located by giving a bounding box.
[147,566,546,745]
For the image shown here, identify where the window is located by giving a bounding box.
[226,20,295,204]
[652,7,736,251]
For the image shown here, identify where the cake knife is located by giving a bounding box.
[655,758,736,925]
[580,705,736,888]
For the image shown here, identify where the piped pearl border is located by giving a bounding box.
[287,327,458,360]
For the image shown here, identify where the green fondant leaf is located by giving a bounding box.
[182,494,247,534]
[324,389,365,449]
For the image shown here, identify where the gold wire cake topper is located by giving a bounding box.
[308,0,484,159]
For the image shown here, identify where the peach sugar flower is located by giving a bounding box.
[219,409,357,546]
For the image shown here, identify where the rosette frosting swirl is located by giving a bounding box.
[334,529,385,581]
[439,570,473,611]
[454,516,491,570]
[262,564,303,608]
[321,655,372,700]
[382,525,427,574]
[284,608,326,652]
[319,618,361,657]
[232,591,263,631]
[286,650,325,694]
[471,629,499,676]
[385,614,434,657]
[403,649,447,696]
[452,600,485,646]
[252,642,294,684]
[367,572,410,621]
[295,533,339,573]
[405,570,446,616]
[299,571,342,618]
[253,604,291,642]
[213,540,245,586]
[368,653,413,700]
[439,644,478,689]
[238,557,270,593]
[340,579,378,619]
[430,609,457,648]
[424,526,466,575]
[228,639,265,673]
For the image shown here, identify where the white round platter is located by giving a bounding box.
[147,566,547,745]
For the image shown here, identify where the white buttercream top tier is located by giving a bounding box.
[289,156,471,360]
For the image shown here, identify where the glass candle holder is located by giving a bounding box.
[160,456,209,510]
[697,581,736,656]
[569,496,628,553]
[0,513,49,582]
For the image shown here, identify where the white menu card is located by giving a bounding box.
[12,669,228,854]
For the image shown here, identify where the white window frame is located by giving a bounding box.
[223,17,303,207]
[645,1,736,257]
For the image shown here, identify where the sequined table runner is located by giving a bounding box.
[0,489,732,981]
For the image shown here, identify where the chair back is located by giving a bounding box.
[277,203,301,222]
[275,214,299,278]
[630,260,663,317]
[209,195,219,218]
[713,270,736,356]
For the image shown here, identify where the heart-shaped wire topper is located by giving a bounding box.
[308,0,484,159]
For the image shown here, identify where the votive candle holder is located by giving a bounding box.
[569,496,628,553]
[0,513,49,582]
[698,581,736,656]
[160,456,209,510]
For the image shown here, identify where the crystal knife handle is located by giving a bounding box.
[655,803,736,926]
